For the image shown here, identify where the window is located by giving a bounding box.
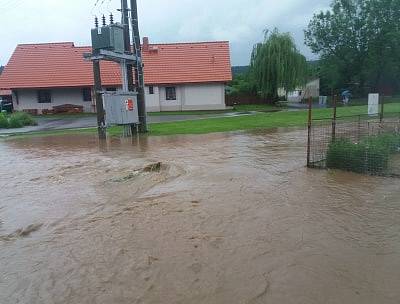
[165,87,176,100]
[149,86,154,95]
[37,90,51,103]
[106,87,117,92]
[82,88,92,102]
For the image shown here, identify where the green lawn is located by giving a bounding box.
[111,103,400,136]
[4,103,400,139]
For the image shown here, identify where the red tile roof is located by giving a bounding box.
[0,41,232,90]
[143,41,232,85]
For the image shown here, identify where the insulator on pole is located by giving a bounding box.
[109,13,114,24]
[94,16,99,28]
[102,15,106,27]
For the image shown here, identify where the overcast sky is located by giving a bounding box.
[0,0,331,66]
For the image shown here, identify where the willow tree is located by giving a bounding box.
[250,29,307,102]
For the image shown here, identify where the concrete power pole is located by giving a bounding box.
[130,0,147,133]
[121,0,134,92]
[121,0,138,134]
[93,60,106,139]
[92,16,106,140]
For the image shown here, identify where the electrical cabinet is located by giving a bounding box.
[103,93,139,126]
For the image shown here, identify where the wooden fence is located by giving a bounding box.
[225,95,269,106]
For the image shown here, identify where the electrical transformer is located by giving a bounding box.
[91,23,125,54]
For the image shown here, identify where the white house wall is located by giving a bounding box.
[145,86,161,112]
[145,83,226,112]
[182,84,225,110]
[11,83,227,114]
[13,88,94,113]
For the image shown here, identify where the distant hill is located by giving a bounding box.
[233,61,319,77]
[232,66,249,76]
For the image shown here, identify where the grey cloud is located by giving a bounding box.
[0,0,331,66]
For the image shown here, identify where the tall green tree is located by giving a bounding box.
[250,29,307,102]
[305,0,400,94]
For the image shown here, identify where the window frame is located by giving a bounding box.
[82,88,92,102]
[37,90,52,104]
[165,87,176,101]
[149,86,154,95]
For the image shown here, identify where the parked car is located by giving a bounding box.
[0,98,13,113]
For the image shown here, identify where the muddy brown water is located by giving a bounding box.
[0,129,399,304]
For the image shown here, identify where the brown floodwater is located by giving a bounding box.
[0,129,399,304]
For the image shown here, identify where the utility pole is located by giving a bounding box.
[93,59,106,139]
[87,2,144,138]
[92,16,106,139]
[121,0,138,134]
[121,0,134,92]
[130,0,147,133]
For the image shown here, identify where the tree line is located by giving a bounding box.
[230,0,400,102]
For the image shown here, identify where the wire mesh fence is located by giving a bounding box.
[308,108,400,177]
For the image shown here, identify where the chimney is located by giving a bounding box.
[143,37,149,52]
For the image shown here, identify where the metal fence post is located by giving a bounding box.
[380,94,385,123]
[307,96,313,167]
[332,94,337,142]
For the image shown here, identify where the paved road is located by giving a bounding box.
[0,112,252,135]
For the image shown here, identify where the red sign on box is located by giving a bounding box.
[125,99,134,111]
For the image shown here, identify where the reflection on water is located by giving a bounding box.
[1,130,400,304]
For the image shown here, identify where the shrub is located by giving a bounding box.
[9,112,37,126]
[0,113,9,128]
[326,134,399,174]
[8,115,24,128]
[365,133,400,153]
[327,139,369,173]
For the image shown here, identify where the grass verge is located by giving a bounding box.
[143,103,400,136]
[3,103,400,138]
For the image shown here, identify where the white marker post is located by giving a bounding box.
[368,93,379,116]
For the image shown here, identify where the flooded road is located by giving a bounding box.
[1,129,399,304]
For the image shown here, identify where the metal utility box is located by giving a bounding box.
[103,93,139,126]
[91,24,125,54]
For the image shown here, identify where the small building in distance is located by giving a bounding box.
[0,39,232,114]
[287,78,320,102]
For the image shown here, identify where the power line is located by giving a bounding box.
[0,0,24,11]
[91,0,102,16]
[106,0,114,13]
[0,0,25,14]
[0,0,17,8]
